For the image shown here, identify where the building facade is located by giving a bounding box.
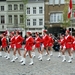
[0,0,44,37]
[0,0,7,33]
[45,0,75,34]
[6,0,25,36]
[26,0,44,34]
[45,0,65,34]
[1,0,75,36]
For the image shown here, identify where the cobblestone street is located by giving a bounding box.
[0,50,75,75]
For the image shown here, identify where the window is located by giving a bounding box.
[27,7,30,14]
[8,15,12,24]
[49,0,54,4]
[60,0,65,4]
[8,5,12,10]
[50,14,54,22]
[20,4,24,10]
[39,7,43,14]
[14,15,18,25]
[57,13,62,22]
[14,4,18,10]
[50,13,63,23]
[33,7,36,14]
[49,0,65,4]
[72,0,75,4]
[1,6,4,11]
[33,19,36,26]
[54,0,59,4]
[39,19,43,25]
[2,25,4,29]
[54,14,56,22]
[27,19,30,26]
[72,12,75,18]
[1,15,5,24]
[20,15,24,24]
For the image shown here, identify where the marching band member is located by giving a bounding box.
[11,31,24,62]
[0,34,2,57]
[0,33,7,58]
[39,30,50,61]
[48,34,54,56]
[58,35,64,57]
[6,32,15,59]
[21,31,34,65]
[31,37,36,58]
[71,36,75,59]
[62,30,74,63]
[33,32,42,58]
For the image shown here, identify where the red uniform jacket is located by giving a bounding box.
[15,35,24,49]
[64,35,74,49]
[42,34,50,47]
[48,36,53,47]
[25,36,34,50]
[10,36,15,48]
[1,37,7,48]
[59,38,65,46]
[71,36,75,50]
[72,41,75,50]
[35,36,42,48]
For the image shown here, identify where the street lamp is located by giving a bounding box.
[50,24,52,27]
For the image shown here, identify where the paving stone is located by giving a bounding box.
[0,50,75,75]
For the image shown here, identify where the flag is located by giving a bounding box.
[68,0,72,18]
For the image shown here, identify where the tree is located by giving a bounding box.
[62,0,70,28]
[21,0,28,34]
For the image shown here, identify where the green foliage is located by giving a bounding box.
[65,0,69,2]
[21,0,28,32]
[62,5,70,27]
[22,0,28,4]
[62,0,70,28]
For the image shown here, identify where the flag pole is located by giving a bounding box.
[68,0,72,35]
[70,12,72,36]
[71,0,72,36]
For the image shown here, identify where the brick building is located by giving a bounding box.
[44,0,75,34]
